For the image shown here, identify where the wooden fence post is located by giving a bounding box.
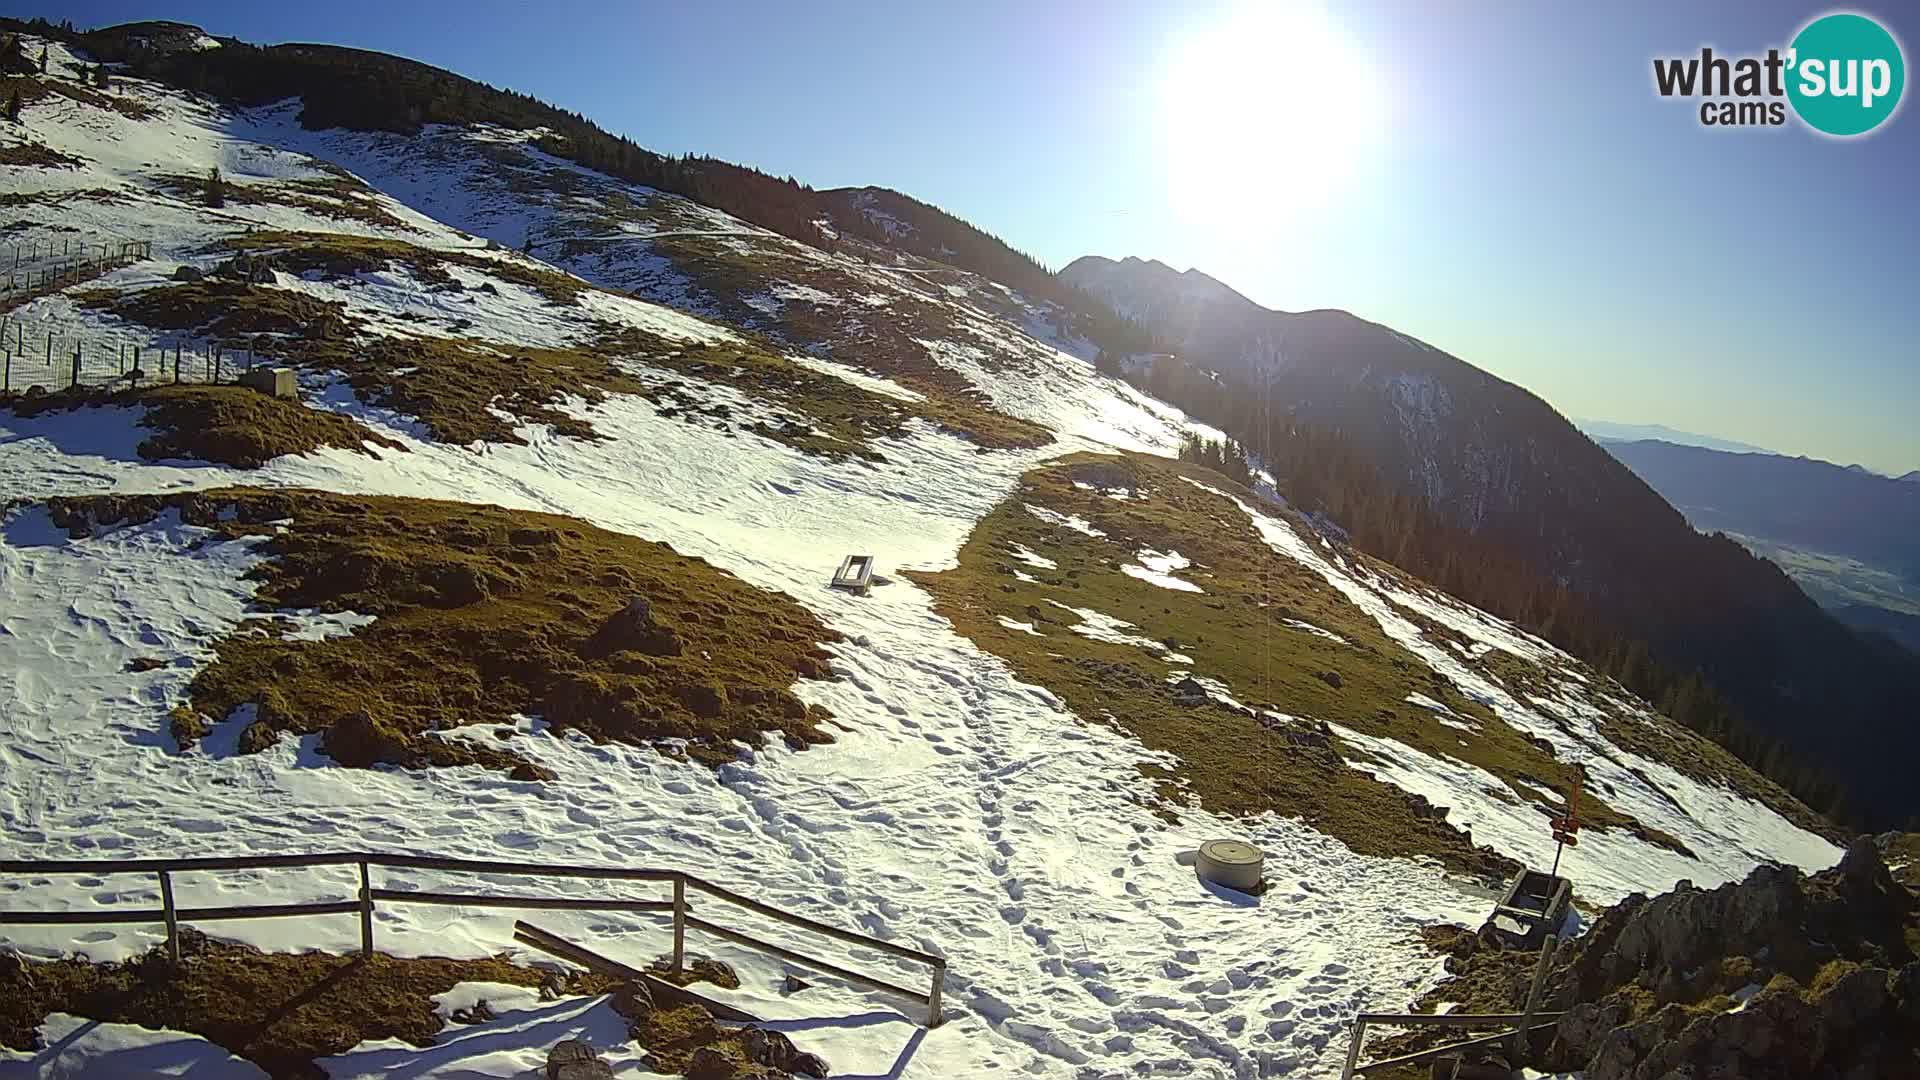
[927,961,946,1028]
[672,876,686,974]
[1340,1017,1367,1080]
[1512,933,1558,1064]
[358,861,374,958]
[158,870,181,965]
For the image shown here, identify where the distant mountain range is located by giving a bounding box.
[1600,439,1920,651]
[1576,420,1776,456]
[1600,440,1920,576]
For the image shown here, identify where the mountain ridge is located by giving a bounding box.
[1578,419,1778,456]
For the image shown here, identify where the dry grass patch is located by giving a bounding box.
[151,173,412,230]
[132,385,405,468]
[1,73,158,119]
[48,488,842,775]
[1,383,404,468]
[74,240,1013,457]
[0,186,124,209]
[77,280,352,341]
[0,930,618,1080]
[0,140,84,168]
[910,452,1693,876]
[224,230,587,306]
[645,234,1051,451]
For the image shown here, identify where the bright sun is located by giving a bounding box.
[1159,3,1386,231]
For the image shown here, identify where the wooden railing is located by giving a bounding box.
[1339,933,1562,1078]
[0,851,947,1027]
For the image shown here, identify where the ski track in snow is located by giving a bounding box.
[0,35,1842,1078]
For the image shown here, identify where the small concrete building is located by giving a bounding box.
[239,366,298,400]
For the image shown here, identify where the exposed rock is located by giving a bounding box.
[1529,840,1919,1078]
[171,264,205,282]
[610,980,655,1020]
[545,1038,611,1080]
[1315,669,1343,690]
[782,973,811,994]
[447,1000,494,1025]
[236,719,281,755]
[684,1046,735,1079]
[1171,676,1209,706]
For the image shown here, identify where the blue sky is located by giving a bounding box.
[27,1,1920,473]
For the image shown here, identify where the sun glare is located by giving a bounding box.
[1160,3,1386,232]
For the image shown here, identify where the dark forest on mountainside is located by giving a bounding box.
[1152,352,1919,829]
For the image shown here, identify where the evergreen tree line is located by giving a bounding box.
[1137,355,1863,822]
[1177,434,1253,489]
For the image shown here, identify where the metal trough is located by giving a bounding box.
[831,554,876,593]
[1488,868,1571,947]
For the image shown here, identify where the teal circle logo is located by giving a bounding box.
[1787,13,1905,136]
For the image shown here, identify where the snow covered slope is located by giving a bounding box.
[0,31,1841,1080]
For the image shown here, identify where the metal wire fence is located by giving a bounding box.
[0,238,153,298]
[0,311,280,396]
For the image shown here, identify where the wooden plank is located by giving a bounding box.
[0,853,366,874]
[1514,933,1559,1061]
[1355,1012,1565,1027]
[0,899,365,926]
[0,907,168,926]
[178,900,364,922]
[511,920,759,1023]
[371,889,674,913]
[1352,1022,1560,1076]
[371,854,678,883]
[684,914,931,1005]
[684,876,943,967]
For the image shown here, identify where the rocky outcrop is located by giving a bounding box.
[545,1038,614,1080]
[1535,839,1918,1078]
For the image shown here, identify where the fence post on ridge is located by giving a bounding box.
[1513,933,1558,1064]
[672,876,686,974]
[158,870,181,966]
[357,861,375,958]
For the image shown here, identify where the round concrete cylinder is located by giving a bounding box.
[1196,839,1264,891]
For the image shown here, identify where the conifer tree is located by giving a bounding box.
[206,166,225,208]
[5,91,20,124]
[38,48,47,74]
